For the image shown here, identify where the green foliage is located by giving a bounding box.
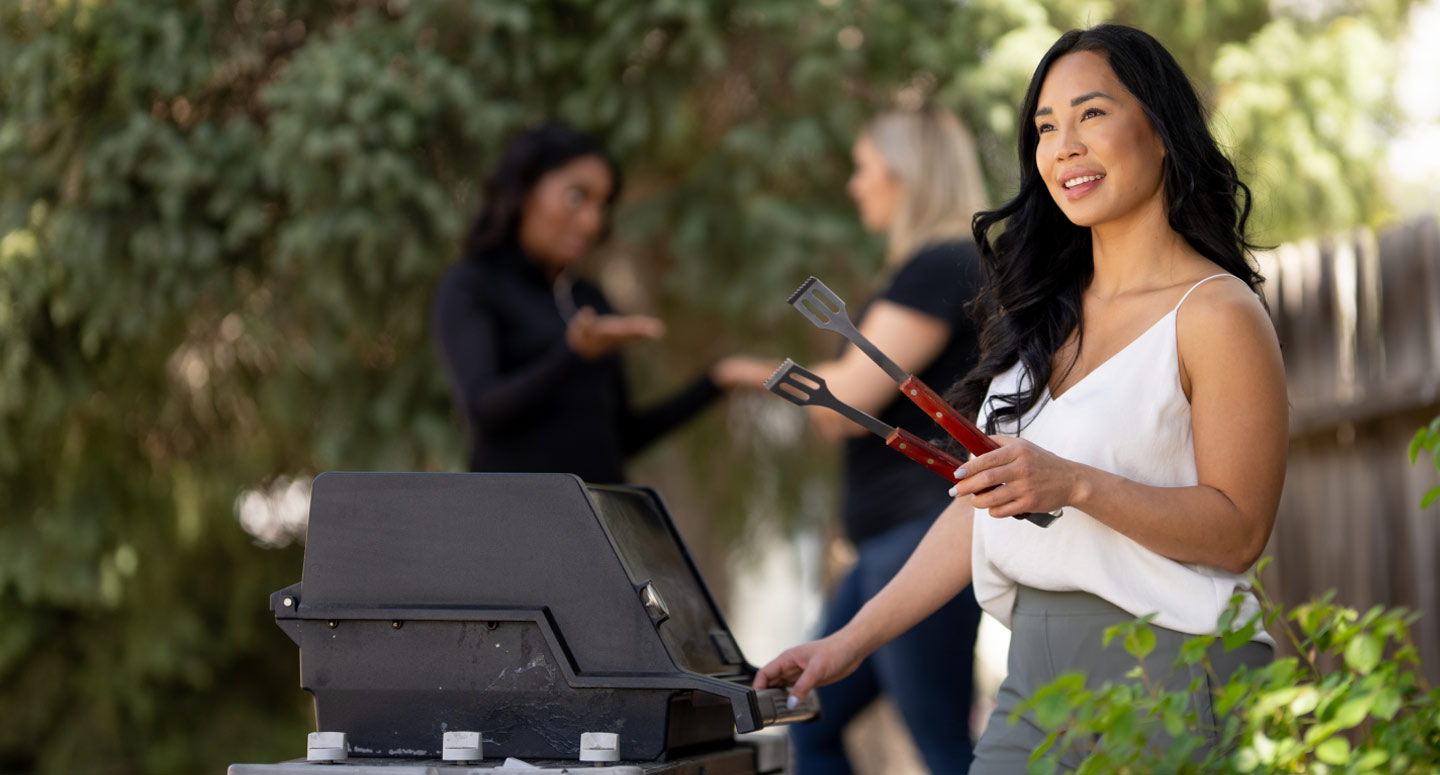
[1014,560,1440,773]
[0,0,1420,772]
[1211,15,1402,242]
[1409,416,1440,509]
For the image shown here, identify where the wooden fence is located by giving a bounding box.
[1260,214,1440,682]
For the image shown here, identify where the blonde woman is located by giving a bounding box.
[790,107,988,775]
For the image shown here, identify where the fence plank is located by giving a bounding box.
[1264,215,1440,683]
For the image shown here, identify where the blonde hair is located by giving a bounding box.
[862,107,989,265]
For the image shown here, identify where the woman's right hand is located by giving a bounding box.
[751,630,867,706]
[709,355,782,391]
[565,306,665,360]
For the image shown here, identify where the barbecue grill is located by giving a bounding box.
[228,472,816,774]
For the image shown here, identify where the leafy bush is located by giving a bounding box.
[1014,560,1440,774]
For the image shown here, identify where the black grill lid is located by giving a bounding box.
[270,473,816,760]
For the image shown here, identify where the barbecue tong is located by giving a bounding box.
[785,277,1061,528]
[767,360,967,482]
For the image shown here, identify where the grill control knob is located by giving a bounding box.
[443,731,483,762]
[307,731,348,762]
[579,732,620,763]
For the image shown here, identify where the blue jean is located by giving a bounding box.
[791,511,982,775]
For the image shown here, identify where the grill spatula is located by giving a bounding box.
[786,278,1060,527]
[765,359,966,482]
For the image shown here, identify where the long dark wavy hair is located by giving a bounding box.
[950,24,1264,433]
[463,123,622,261]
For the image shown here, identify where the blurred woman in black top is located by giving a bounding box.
[431,124,774,483]
[789,108,988,775]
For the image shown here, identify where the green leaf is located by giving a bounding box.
[1223,615,1258,650]
[1177,634,1216,666]
[1029,730,1058,762]
[1218,602,1238,632]
[1354,750,1389,770]
[1026,755,1059,775]
[1216,681,1250,716]
[1409,426,1427,464]
[1252,731,1277,764]
[1304,723,1334,746]
[1343,633,1382,674]
[1289,686,1320,715]
[1051,672,1087,692]
[1333,696,1373,729]
[1422,487,1440,510]
[1253,687,1300,718]
[1372,686,1402,720]
[1234,745,1260,773]
[1034,689,1074,730]
[1161,692,1188,736]
[1103,622,1124,648]
[1124,625,1156,662]
[1315,737,1351,765]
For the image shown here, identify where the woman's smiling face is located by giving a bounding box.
[1033,50,1167,230]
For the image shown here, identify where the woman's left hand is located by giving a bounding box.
[948,436,1082,518]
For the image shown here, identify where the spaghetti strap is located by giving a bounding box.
[1174,273,1237,311]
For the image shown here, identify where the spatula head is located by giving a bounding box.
[786,276,849,332]
[764,359,895,439]
[764,359,830,407]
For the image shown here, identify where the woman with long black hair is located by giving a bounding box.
[431,124,775,482]
[756,24,1286,772]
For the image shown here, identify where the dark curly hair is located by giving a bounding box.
[950,24,1264,432]
[463,123,622,260]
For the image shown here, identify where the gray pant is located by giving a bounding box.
[970,587,1272,773]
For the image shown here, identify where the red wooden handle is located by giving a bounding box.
[875,403,1059,524]
[884,428,965,481]
[886,428,1000,495]
[900,375,996,455]
[884,428,1031,521]
[891,382,1056,524]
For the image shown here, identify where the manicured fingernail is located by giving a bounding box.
[947,485,958,497]
[954,468,967,478]
[786,695,799,711]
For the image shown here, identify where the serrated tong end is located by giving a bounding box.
[785,276,819,305]
[764,358,823,404]
[786,275,847,330]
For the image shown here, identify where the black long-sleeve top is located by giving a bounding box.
[430,242,721,483]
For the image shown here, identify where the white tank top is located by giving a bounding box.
[971,274,1272,644]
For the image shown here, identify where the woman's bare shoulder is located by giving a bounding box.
[1175,271,1282,386]
[1177,272,1271,332]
